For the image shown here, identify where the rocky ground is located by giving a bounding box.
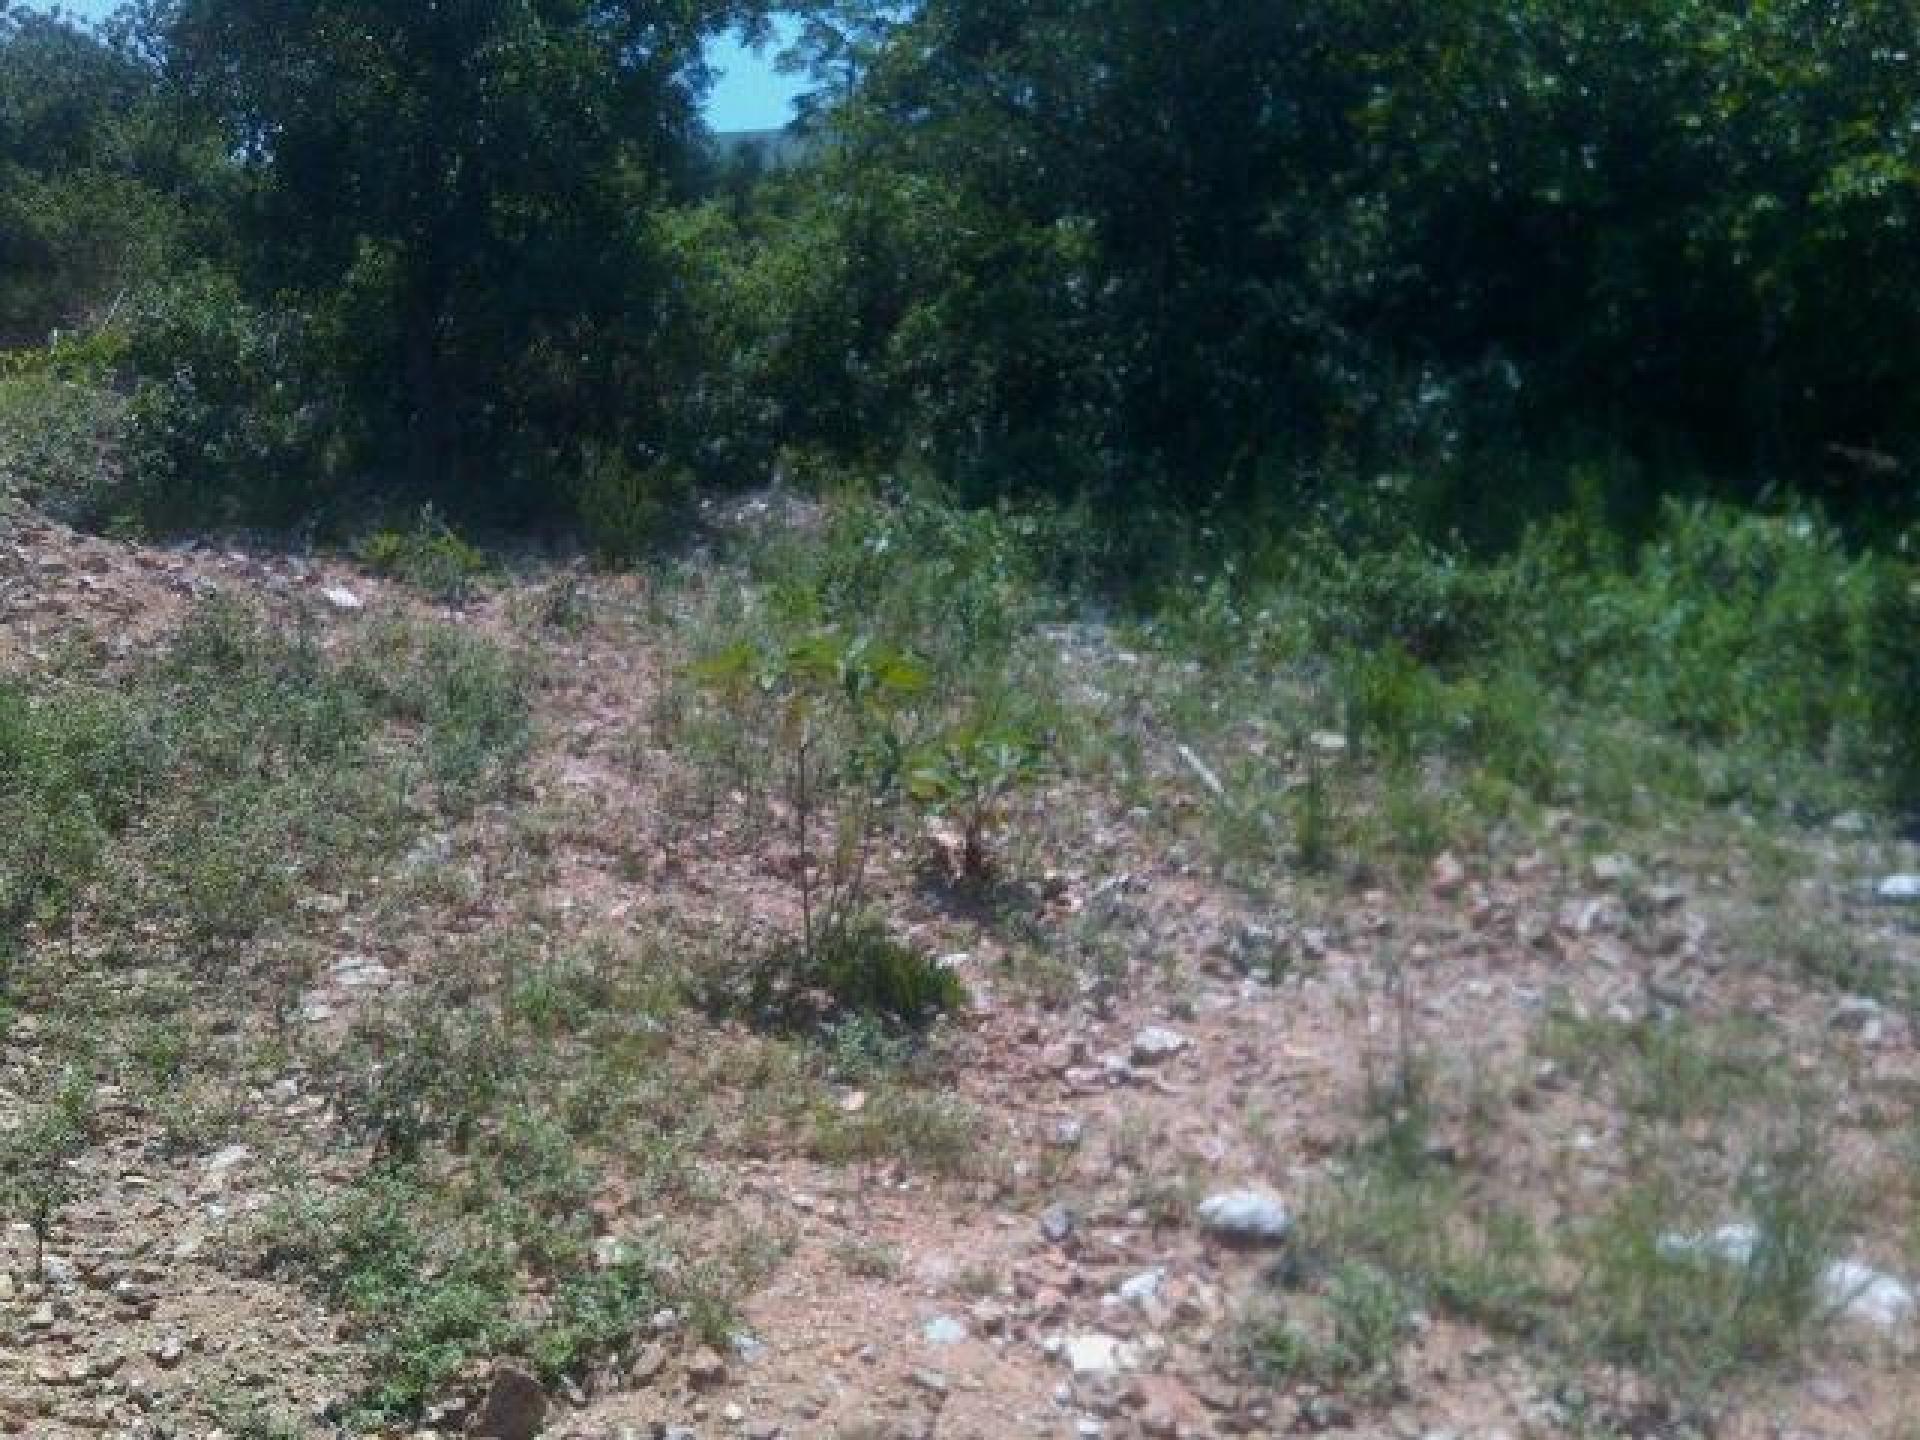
[2,503,1918,1440]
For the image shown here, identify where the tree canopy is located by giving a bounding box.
[1,0,1916,536]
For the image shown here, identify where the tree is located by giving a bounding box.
[742,0,1920,515]
[0,7,197,341]
[153,0,764,512]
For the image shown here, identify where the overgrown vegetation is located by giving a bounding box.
[0,597,530,1385]
[4,2,1918,1434]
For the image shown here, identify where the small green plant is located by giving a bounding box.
[1295,750,1336,873]
[357,506,489,603]
[692,627,928,965]
[906,713,1048,878]
[810,1085,984,1176]
[521,571,593,633]
[0,1069,95,1277]
[575,446,692,563]
[808,919,965,1029]
[1242,1260,1410,1396]
[833,1236,903,1279]
[1339,644,1440,767]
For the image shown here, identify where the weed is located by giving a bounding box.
[1574,1117,1851,1404]
[1242,1261,1410,1397]
[0,1069,94,1276]
[906,709,1050,879]
[810,1086,984,1176]
[357,506,489,604]
[834,1236,903,1280]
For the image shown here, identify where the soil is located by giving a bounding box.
[3,504,1917,1440]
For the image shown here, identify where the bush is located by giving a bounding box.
[356,507,489,604]
[118,273,327,533]
[574,446,693,563]
[1516,502,1911,809]
[806,919,965,1029]
[0,364,127,522]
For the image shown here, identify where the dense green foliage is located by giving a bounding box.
[693,0,1920,520]
[0,1,1914,800]
[6,0,1918,529]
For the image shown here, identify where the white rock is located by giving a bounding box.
[1658,1223,1759,1267]
[1063,1333,1136,1376]
[1830,996,1886,1034]
[1116,1269,1165,1305]
[321,585,363,613]
[1660,1228,1915,1332]
[203,1144,251,1179]
[1877,875,1920,903]
[1591,854,1637,885]
[922,1315,968,1346]
[1197,1189,1292,1243]
[1821,1261,1916,1330]
[1129,1027,1188,1065]
[729,1331,766,1362]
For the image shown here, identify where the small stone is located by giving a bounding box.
[685,1347,729,1389]
[1116,1269,1165,1306]
[203,1144,252,1184]
[1875,874,1920,903]
[728,1332,766,1363]
[909,1369,949,1398]
[1130,1027,1188,1065]
[922,1315,967,1346]
[722,1402,745,1424]
[1590,854,1636,885]
[466,1362,547,1440]
[1821,1261,1916,1330]
[1830,996,1886,1034]
[1429,853,1466,898]
[151,1337,185,1370]
[1040,1204,1077,1244]
[630,1344,667,1384]
[1063,1334,1136,1376]
[1197,1189,1291,1243]
[322,585,364,613]
[1658,1222,1759,1267]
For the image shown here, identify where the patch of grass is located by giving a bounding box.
[1534,998,1781,1124]
[809,1086,985,1177]
[348,618,532,812]
[1,596,531,1323]
[699,918,965,1036]
[1242,1260,1413,1398]
[833,1236,903,1280]
[356,506,490,604]
[1574,1121,1852,1404]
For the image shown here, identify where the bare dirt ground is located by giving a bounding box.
[3,505,1917,1440]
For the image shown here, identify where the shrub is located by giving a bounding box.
[574,446,693,563]
[806,919,965,1029]
[0,366,126,522]
[118,273,326,533]
[356,507,489,604]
